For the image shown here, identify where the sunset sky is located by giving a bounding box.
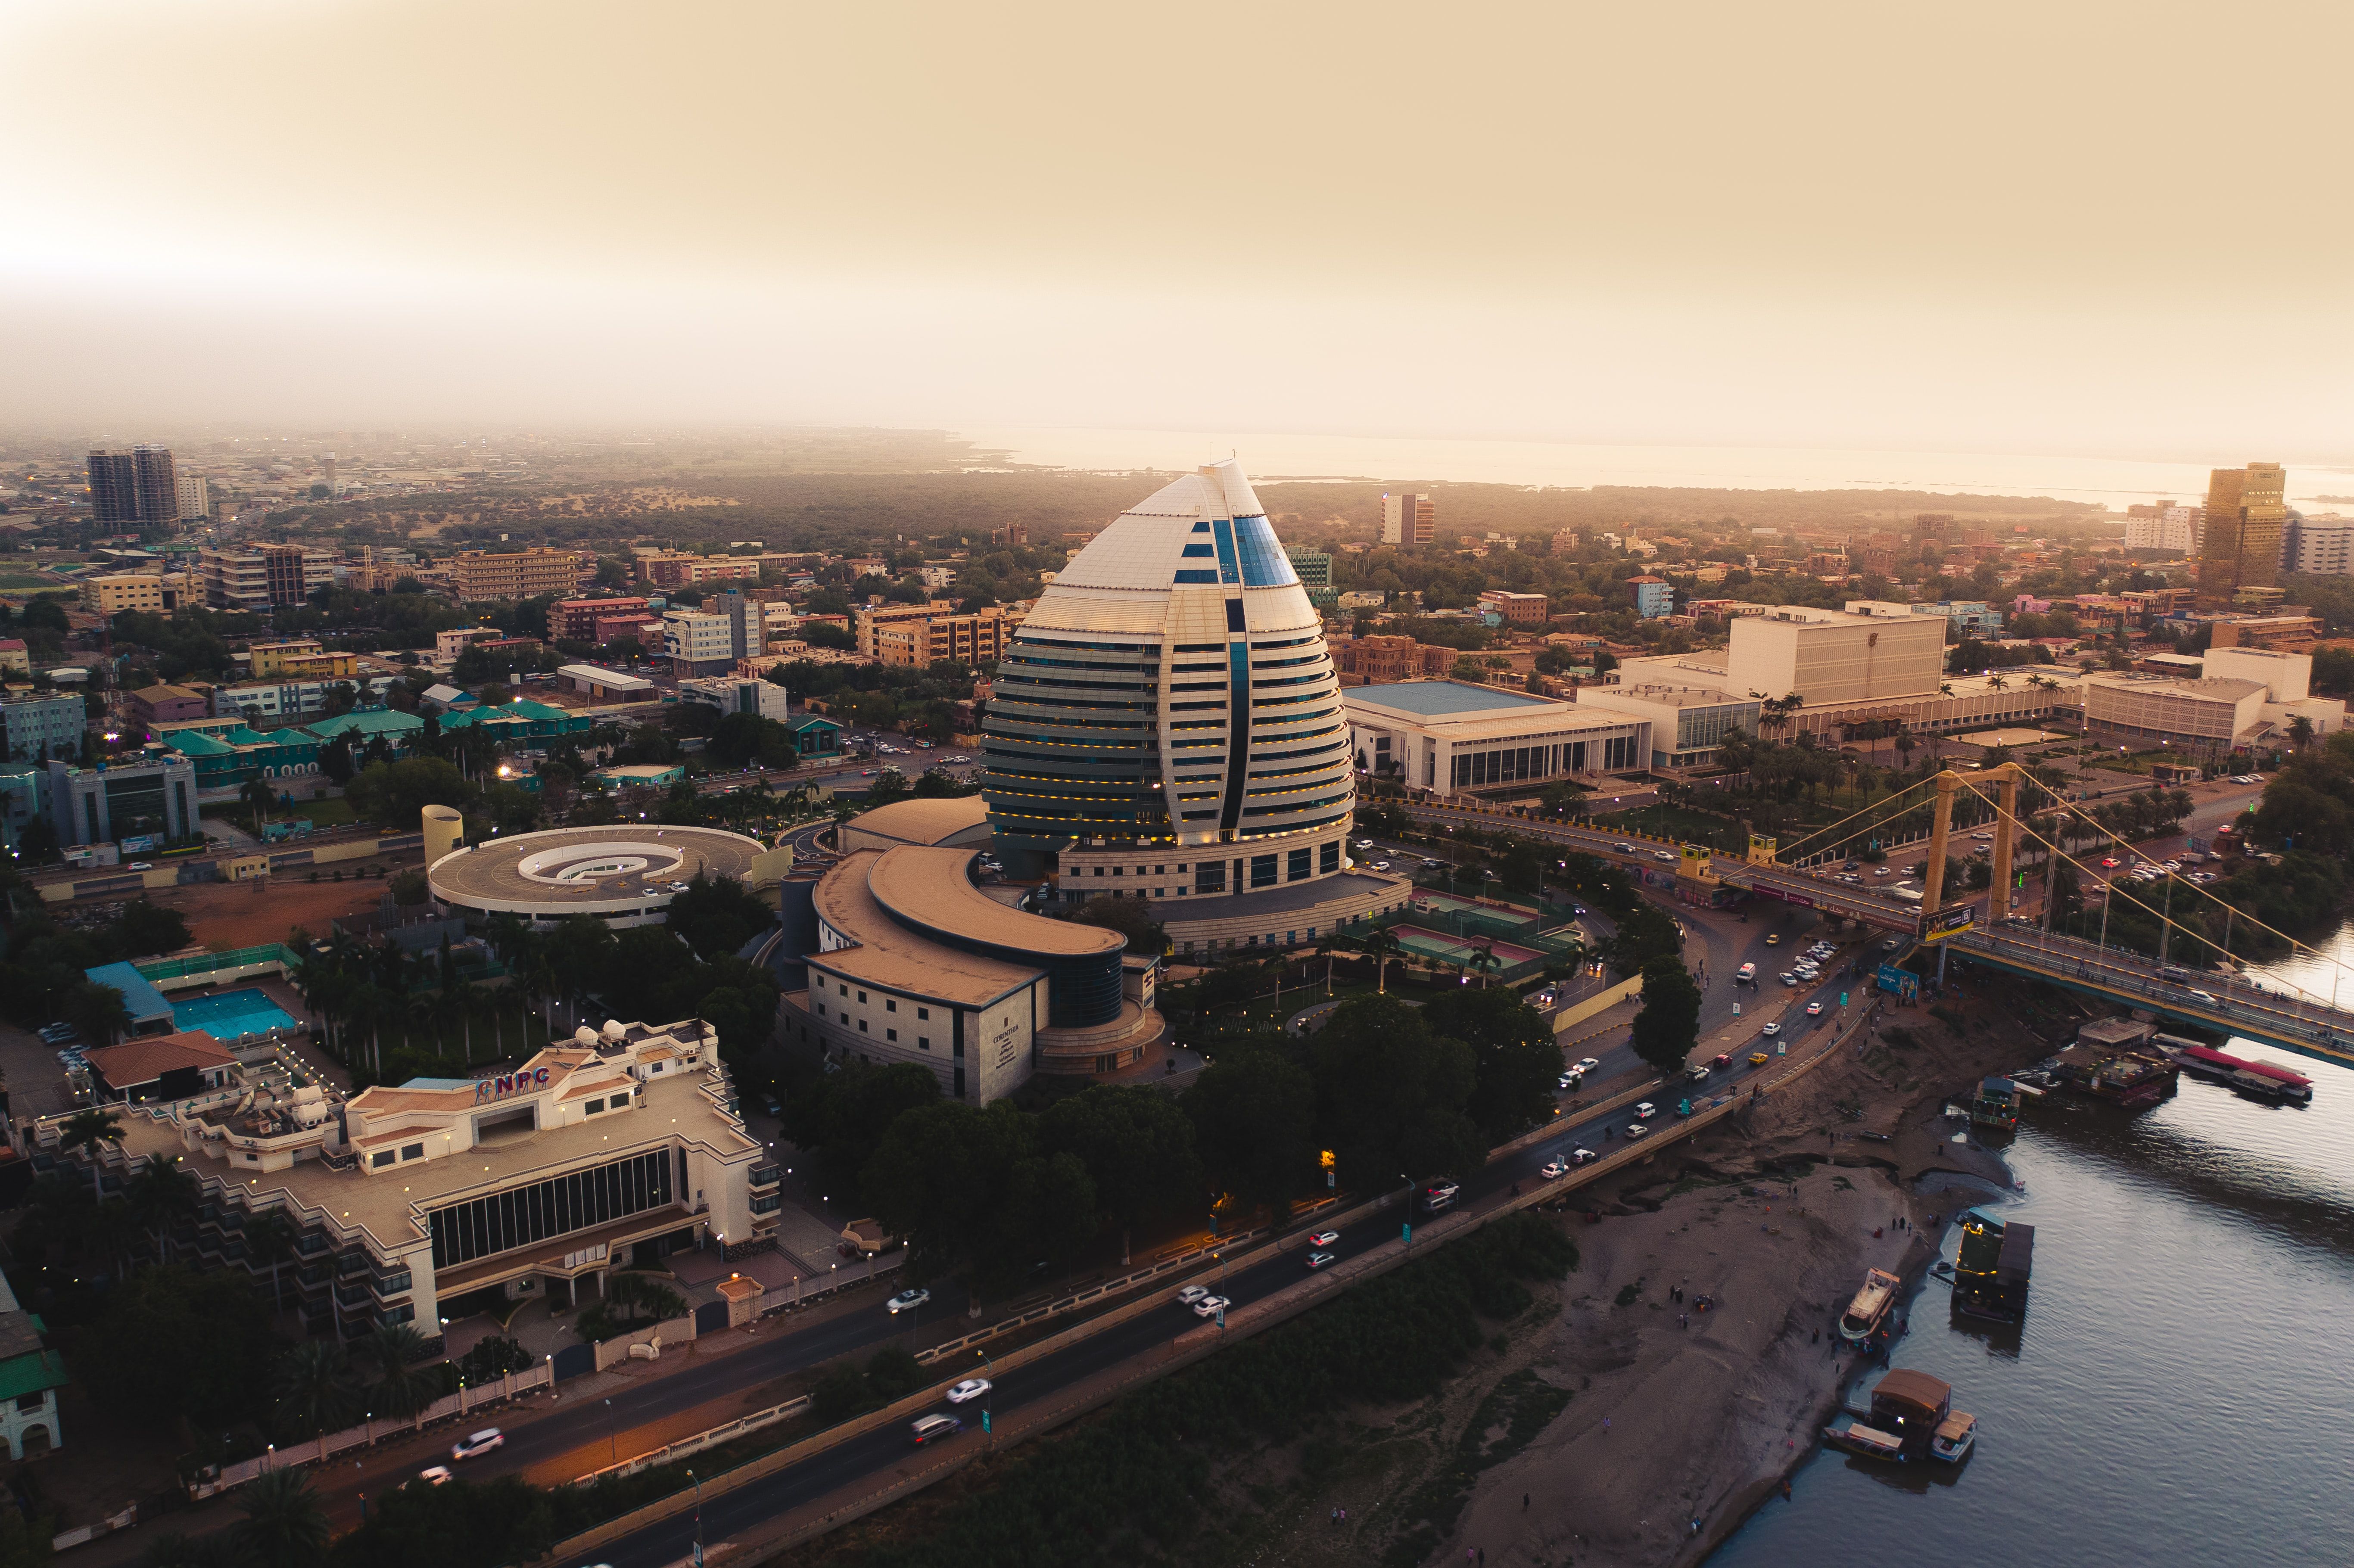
[4,0,2348,461]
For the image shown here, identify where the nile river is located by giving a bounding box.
[1709,943,2354,1568]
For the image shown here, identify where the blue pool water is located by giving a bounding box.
[172,987,299,1041]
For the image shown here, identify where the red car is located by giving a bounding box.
[1711,1053,1734,1070]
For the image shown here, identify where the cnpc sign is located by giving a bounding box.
[475,1067,552,1103]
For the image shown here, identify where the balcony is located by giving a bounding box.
[749,1164,781,1188]
[371,1271,412,1300]
[335,1282,372,1308]
[750,1193,782,1215]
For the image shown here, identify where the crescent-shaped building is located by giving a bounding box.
[979,460,1413,960]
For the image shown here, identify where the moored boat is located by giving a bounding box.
[1823,1419,1908,1461]
[1838,1266,1903,1343]
[1931,1410,1978,1462]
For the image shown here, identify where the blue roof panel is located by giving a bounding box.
[1349,682,1560,717]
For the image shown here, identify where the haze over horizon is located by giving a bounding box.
[5,0,2348,465]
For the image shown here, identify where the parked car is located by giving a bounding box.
[1779,972,1800,987]
[886,1288,931,1314]
[946,1378,992,1404]
[450,1428,504,1461]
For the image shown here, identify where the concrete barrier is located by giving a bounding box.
[1551,975,1642,1034]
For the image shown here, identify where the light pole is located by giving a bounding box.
[978,1349,996,1444]
[688,1466,704,1566]
[603,1397,616,1465]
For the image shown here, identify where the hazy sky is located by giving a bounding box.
[5,0,2348,461]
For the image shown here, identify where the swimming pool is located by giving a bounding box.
[172,987,300,1042]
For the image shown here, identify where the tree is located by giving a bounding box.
[1062,897,1165,956]
[241,775,279,836]
[862,1101,1097,1297]
[62,980,135,1049]
[1308,997,1482,1189]
[115,899,190,958]
[56,1106,125,1198]
[123,1157,200,1263]
[1628,954,1702,1078]
[244,1210,297,1312]
[662,874,775,961]
[1182,1046,1318,1216]
[344,756,480,831]
[1465,940,1501,989]
[1358,925,1401,995]
[236,1468,330,1568]
[779,1061,943,1209]
[354,1323,436,1419]
[1604,900,1682,976]
[1422,987,1559,1143]
[271,1339,358,1440]
[80,1265,282,1429]
[1040,1085,1202,1264]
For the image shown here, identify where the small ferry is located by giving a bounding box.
[1823,1420,1908,1461]
[1838,1266,1903,1343]
[1931,1410,1978,1462]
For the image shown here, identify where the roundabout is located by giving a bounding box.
[428,824,776,927]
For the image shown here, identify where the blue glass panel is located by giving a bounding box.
[1232,515,1299,587]
[1181,544,1214,557]
[1210,519,1241,584]
[1191,521,1211,533]
[1173,569,1221,583]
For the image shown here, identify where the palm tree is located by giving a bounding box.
[124,1157,200,1264]
[271,1339,358,1441]
[354,1323,435,1419]
[241,775,279,837]
[88,1198,142,1279]
[1467,940,1501,989]
[245,1211,297,1313]
[235,1467,330,1568]
[57,1107,125,1199]
[65,980,136,1049]
[2289,714,2316,751]
[1359,926,1400,996]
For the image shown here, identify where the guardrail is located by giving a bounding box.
[186,1363,553,1501]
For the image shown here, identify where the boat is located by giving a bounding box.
[1823,1419,1908,1461]
[1838,1266,1903,1343]
[1931,1410,1978,1462]
[2169,1039,2314,1104]
[1971,1076,2019,1132]
[1950,1209,2033,1325]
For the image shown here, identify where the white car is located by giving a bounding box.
[1615,843,1635,853]
[1175,1285,1213,1306]
[1633,1101,1657,1120]
[1309,1230,1341,1247]
[1539,1159,1569,1180]
[417,1465,454,1487]
[1780,973,1800,987]
[886,1288,931,1314]
[1653,850,1675,863]
[945,1378,993,1404]
[1761,1021,1781,1036]
[1806,1001,1824,1017]
[450,1428,504,1460]
[1625,1123,1650,1140]
[1575,1057,1599,1073]
[1354,839,1374,849]
[1736,962,1757,982]
[1371,861,1392,871]
[1192,1294,1231,1319]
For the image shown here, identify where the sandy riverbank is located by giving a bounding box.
[1445,990,2041,1568]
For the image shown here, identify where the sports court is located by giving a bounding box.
[1388,924,1545,966]
[1409,891,1541,929]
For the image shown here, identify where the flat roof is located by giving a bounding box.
[1346,681,1563,718]
[428,824,768,911]
[557,663,656,690]
[83,961,174,1025]
[811,849,1044,1008]
[842,795,990,848]
[869,846,1122,958]
[109,1051,752,1263]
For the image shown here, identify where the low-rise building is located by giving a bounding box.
[0,1272,67,1459]
[436,627,509,661]
[2083,672,2268,758]
[129,683,212,731]
[64,1017,774,1341]
[854,603,1008,668]
[663,610,736,678]
[1343,680,1647,793]
[1628,577,1674,619]
[46,754,196,846]
[81,573,172,615]
[1333,635,1454,682]
[1573,684,1762,769]
[215,674,397,723]
[248,639,359,681]
[557,663,659,703]
[1479,589,1552,625]
[551,596,652,641]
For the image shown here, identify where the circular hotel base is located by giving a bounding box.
[427,824,769,924]
[1034,1000,1165,1077]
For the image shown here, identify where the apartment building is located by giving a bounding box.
[2282,516,2354,577]
[200,545,333,612]
[663,611,737,678]
[1479,589,1552,625]
[448,548,585,601]
[853,603,1007,667]
[246,640,358,681]
[551,596,651,641]
[82,574,171,615]
[1381,492,1436,545]
[2,694,86,764]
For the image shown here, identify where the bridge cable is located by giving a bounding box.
[1946,775,2354,989]
[1766,772,1948,861]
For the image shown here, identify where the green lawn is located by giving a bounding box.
[1591,803,1745,850]
[201,794,361,828]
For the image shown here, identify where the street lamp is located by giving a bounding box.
[688,1466,704,1566]
[603,1397,617,1465]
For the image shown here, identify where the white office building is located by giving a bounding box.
[2282,516,2354,576]
[1574,684,1762,770]
[1729,604,1947,705]
[1343,680,1647,795]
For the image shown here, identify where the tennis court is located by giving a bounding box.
[1389,924,1545,966]
[1410,892,1541,929]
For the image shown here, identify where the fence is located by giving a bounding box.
[133,943,298,986]
[184,1362,552,1501]
[591,1314,698,1371]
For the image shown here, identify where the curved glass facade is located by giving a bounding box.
[981,462,1351,862]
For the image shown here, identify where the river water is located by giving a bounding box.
[1707,946,2354,1568]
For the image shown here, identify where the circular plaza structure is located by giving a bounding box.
[428,824,771,927]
